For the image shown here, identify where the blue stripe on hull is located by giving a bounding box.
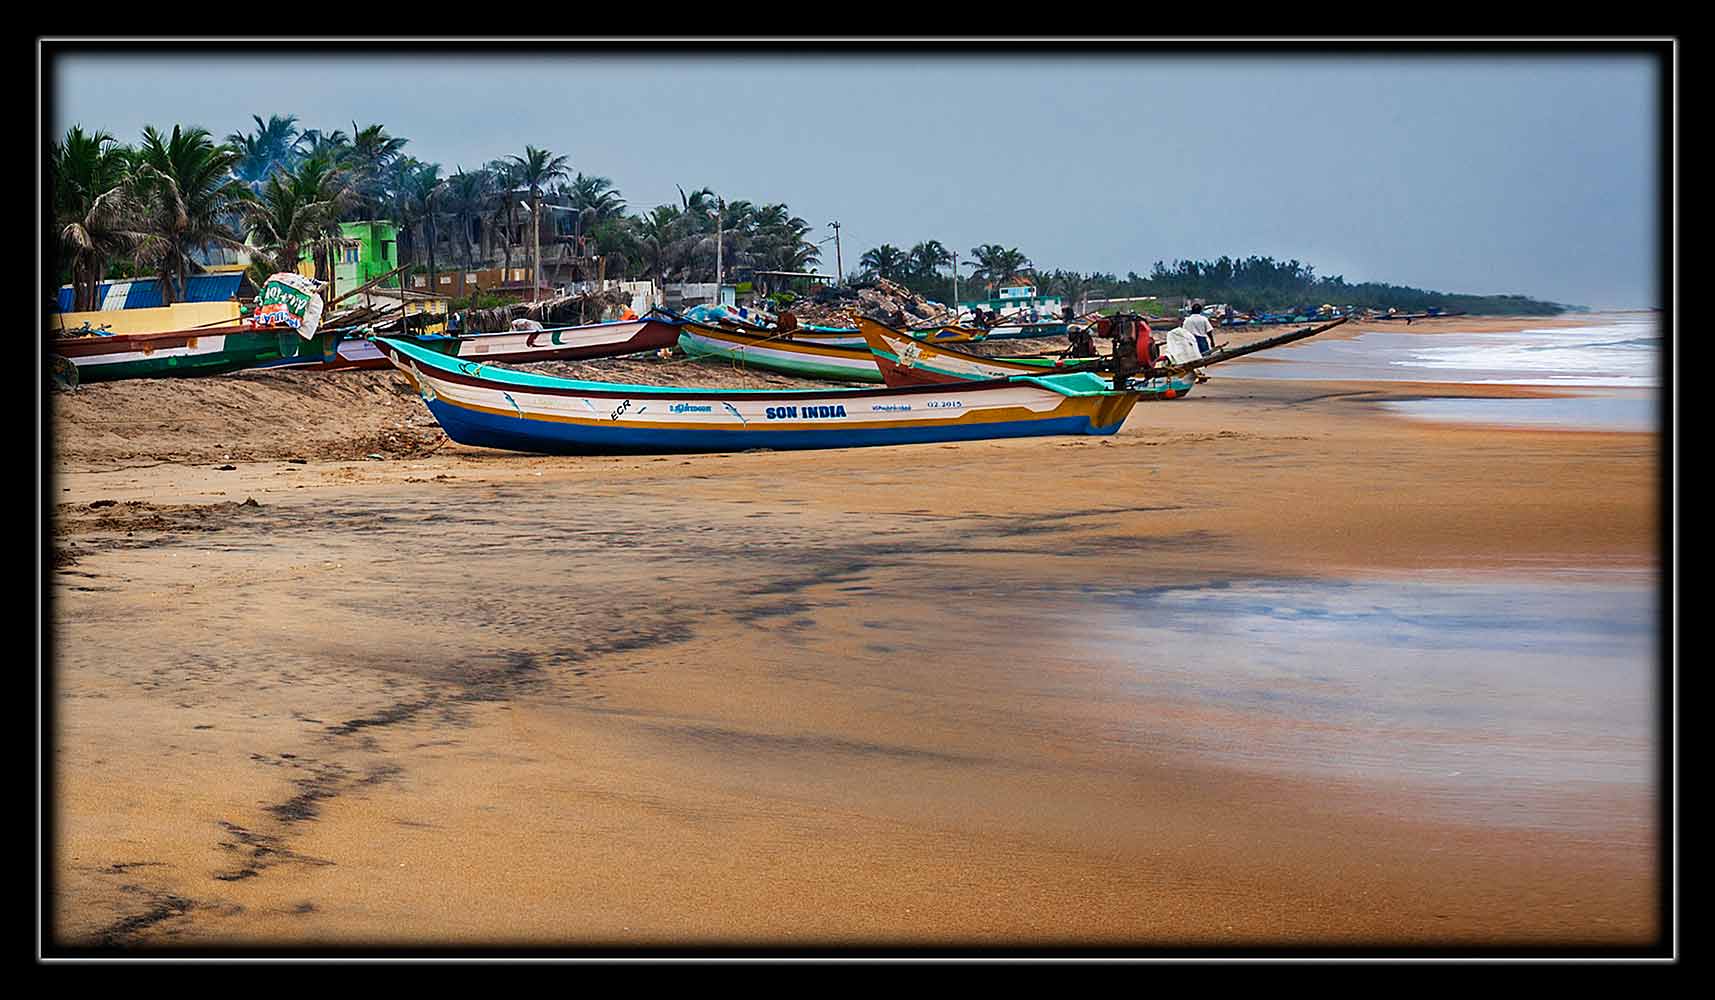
[426,400,1123,455]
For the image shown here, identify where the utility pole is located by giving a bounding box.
[520,201,539,303]
[829,221,843,286]
[951,250,959,309]
[712,198,724,306]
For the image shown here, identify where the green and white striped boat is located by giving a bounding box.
[677,321,883,383]
[51,325,331,384]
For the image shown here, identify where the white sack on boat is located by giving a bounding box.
[1163,327,1204,365]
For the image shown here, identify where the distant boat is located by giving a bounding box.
[1371,310,1466,322]
[688,312,985,349]
[677,321,884,382]
[351,316,684,369]
[251,315,684,372]
[856,318,1194,400]
[374,336,1141,454]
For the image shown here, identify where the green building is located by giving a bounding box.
[299,220,399,290]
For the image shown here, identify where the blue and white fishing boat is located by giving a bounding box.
[376,336,1140,455]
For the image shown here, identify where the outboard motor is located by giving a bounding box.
[1108,312,1143,391]
[1066,326,1096,358]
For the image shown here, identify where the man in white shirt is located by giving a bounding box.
[1179,302,1216,382]
[1181,302,1215,355]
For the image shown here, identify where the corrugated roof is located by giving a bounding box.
[183,274,243,302]
[55,274,245,312]
[120,280,163,308]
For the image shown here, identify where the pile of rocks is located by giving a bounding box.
[791,277,956,329]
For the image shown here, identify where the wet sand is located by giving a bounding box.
[49,316,1663,950]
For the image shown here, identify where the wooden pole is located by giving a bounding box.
[329,262,411,308]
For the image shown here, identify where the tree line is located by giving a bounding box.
[51,113,1567,318]
[852,248,1567,316]
[51,114,825,311]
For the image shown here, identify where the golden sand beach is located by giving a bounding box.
[49,315,1662,948]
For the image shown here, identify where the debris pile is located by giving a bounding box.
[320,286,450,336]
[458,288,632,333]
[791,278,957,329]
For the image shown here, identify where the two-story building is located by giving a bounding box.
[298,220,399,291]
[957,279,1065,323]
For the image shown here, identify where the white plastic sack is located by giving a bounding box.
[1163,327,1204,365]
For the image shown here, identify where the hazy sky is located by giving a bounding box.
[51,51,1663,307]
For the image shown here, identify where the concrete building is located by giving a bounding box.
[298,220,400,291]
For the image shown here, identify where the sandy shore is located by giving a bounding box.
[48,315,1663,950]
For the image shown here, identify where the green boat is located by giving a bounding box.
[677,321,883,383]
[50,325,334,383]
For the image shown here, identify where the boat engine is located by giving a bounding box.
[1107,312,1144,391]
[1066,326,1096,358]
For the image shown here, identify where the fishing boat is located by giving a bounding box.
[394,316,683,367]
[856,319,1195,399]
[375,336,1139,454]
[1370,310,1465,322]
[917,325,988,343]
[694,313,981,350]
[677,321,884,382]
[979,320,1070,339]
[257,315,685,372]
[243,329,451,372]
[712,318,870,350]
[49,325,329,383]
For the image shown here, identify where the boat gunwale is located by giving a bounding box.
[51,325,261,355]
[426,315,679,343]
[858,318,1104,377]
[677,321,876,360]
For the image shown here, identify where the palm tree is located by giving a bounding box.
[53,126,160,312]
[344,122,408,219]
[859,244,909,282]
[383,155,429,267]
[635,205,683,284]
[681,196,751,284]
[442,166,493,269]
[226,114,300,191]
[719,199,755,234]
[968,244,1033,294]
[1046,270,1100,314]
[132,125,253,305]
[242,154,352,280]
[677,185,718,231]
[558,172,625,244]
[750,204,820,274]
[296,128,350,162]
[402,162,446,287]
[507,146,571,288]
[486,158,525,274]
[908,240,953,281]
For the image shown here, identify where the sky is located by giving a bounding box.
[51,51,1664,308]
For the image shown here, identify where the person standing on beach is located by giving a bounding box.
[1182,302,1215,355]
[1181,302,1216,383]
